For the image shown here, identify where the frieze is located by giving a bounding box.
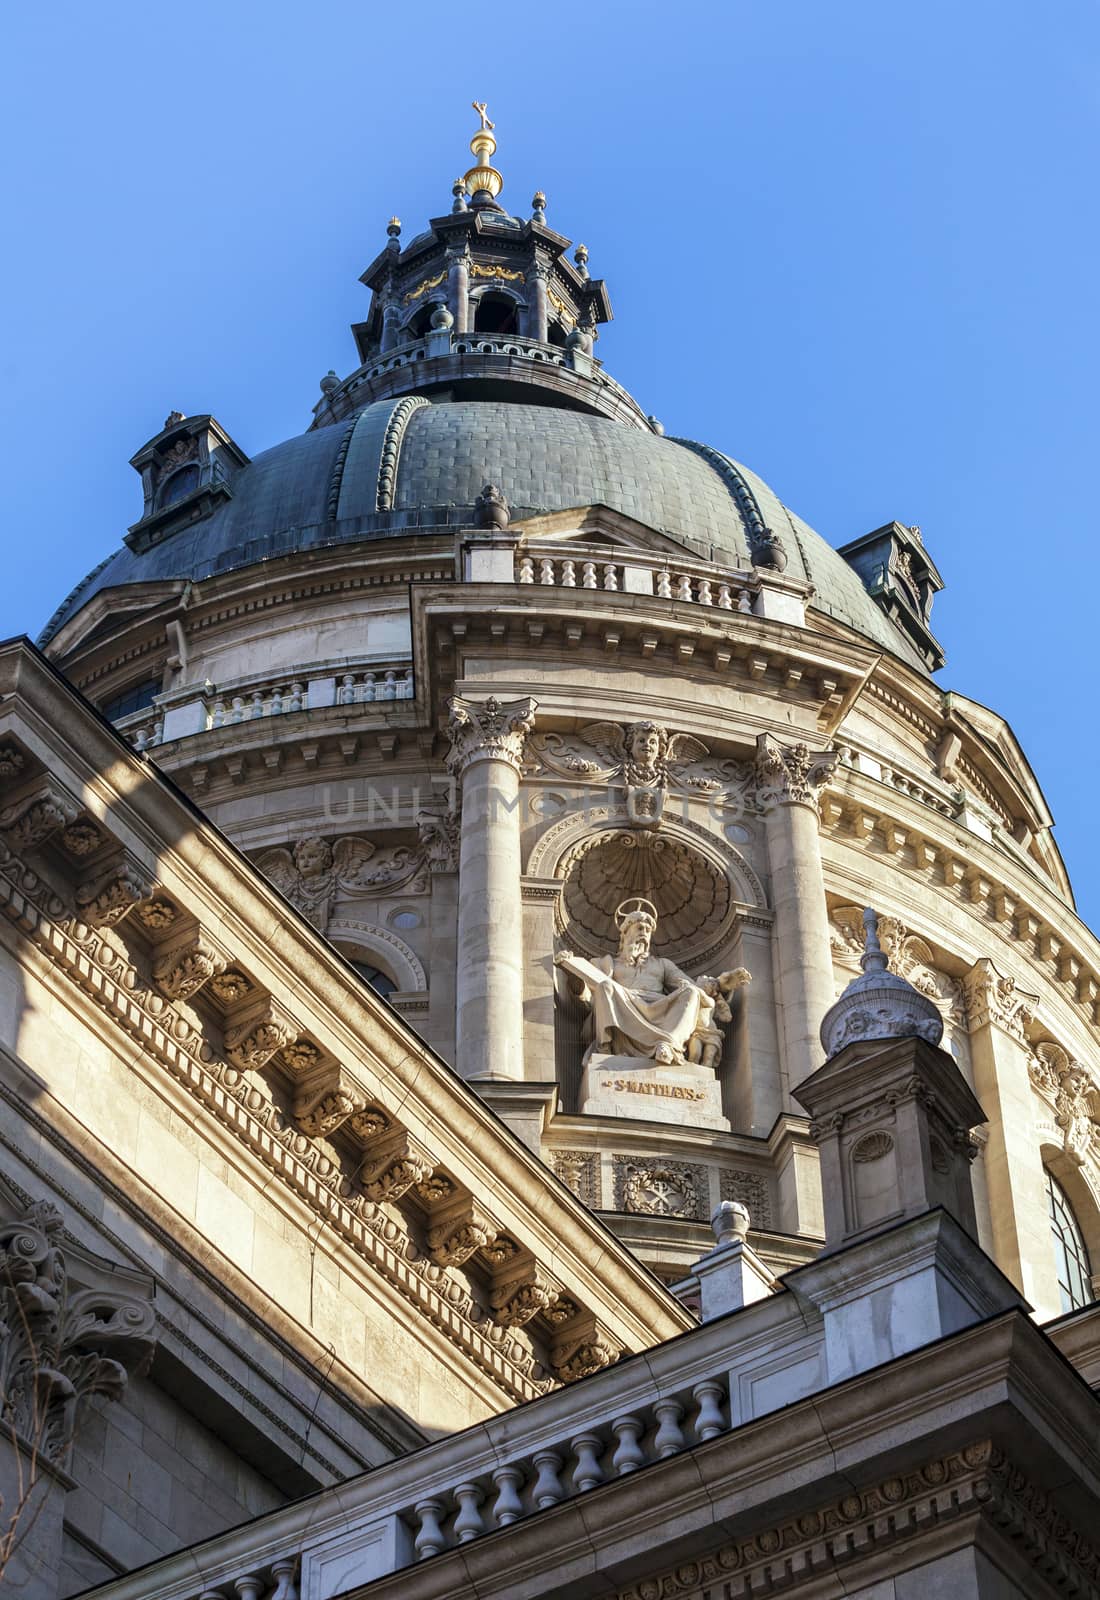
[614,1156,709,1221]
[719,1169,773,1230]
[551,1149,600,1207]
[616,1440,1100,1600]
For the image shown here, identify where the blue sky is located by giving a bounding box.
[1,1,1097,924]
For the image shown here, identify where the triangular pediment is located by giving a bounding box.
[43,579,188,660]
[512,503,712,561]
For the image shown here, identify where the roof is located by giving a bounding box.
[40,396,929,671]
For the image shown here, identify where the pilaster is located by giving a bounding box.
[962,957,1061,1315]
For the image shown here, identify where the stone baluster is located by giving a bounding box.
[448,694,538,1081]
[211,697,226,727]
[413,1498,447,1559]
[338,674,355,705]
[362,672,376,701]
[540,557,555,585]
[271,685,284,715]
[738,588,753,613]
[602,563,619,591]
[581,561,598,589]
[561,558,576,587]
[270,1558,299,1600]
[402,667,414,697]
[532,1449,565,1509]
[692,1379,726,1441]
[153,716,164,744]
[611,1414,645,1474]
[249,689,264,719]
[676,574,693,602]
[132,724,149,753]
[518,556,535,583]
[383,670,397,699]
[453,1482,485,1542]
[656,569,673,598]
[289,682,304,712]
[717,582,733,610]
[571,1433,605,1492]
[491,1464,525,1526]
[753,734,838,1089]
[234,1577,264,1600]
[653,1398,685,1458]
[697,576,713,606]
[231,695,245,722]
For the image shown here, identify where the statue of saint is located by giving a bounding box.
[555,898,749,1069]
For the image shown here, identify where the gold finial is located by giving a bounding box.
[464,100,504,201]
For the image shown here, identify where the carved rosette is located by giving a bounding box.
[0,1196,155,1462]
[963,957,1039,1043]
[446,695,538,777]
[752,733,836,813]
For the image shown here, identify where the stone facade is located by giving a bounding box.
[4,114,1099,1597]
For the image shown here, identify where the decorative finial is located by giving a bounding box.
[386,217,401,251]
[819,905,944,1057]
[861,907,889,974]
[452,178,469,213]
[532,190,547,223]
[319,370,339,395]
[464,102,503,203]
[574,243,589,281]
[163,410,186,431]
[711,1200,750,1248]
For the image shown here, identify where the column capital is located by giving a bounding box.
[962,956,1039,1042]
[447,694,538,777]
[752,733,836,813]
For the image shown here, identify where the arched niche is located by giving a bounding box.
[328,917,427,993]
[529,809,766,970]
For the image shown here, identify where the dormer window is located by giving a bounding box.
[126,412,249,556]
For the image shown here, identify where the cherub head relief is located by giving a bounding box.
[293,837,333,881]
[624,721,667,784]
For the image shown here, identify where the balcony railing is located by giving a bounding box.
[515,545,761,614]
[112,660,414,752]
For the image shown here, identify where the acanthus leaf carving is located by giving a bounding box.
[75,861,153,928]
[0,783,80,851]
[963,957,1039,1042]
[1029,1041,1099,1165]
[446,695,538,777]
[256,836,424,933]
[752,733,836,813]
[152,933,228,1002]
[0,1197,155,1463]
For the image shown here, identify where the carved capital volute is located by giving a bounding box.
[752,734,836,813]
[962,957,1039,1043]
[446,695,538,778]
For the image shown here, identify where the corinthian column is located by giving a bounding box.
[448,695,538,1081]
[753,734,837,1093]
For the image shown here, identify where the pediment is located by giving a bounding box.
[512,503,712,562]
[43,579,187,660]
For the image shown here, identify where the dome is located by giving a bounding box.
[40,394,933,671]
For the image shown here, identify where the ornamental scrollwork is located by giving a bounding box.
[0,1196,155,1464]
[962,957,1039,1043]
[830,905,965,1025]
[256,835,424,932]
[1028,1041,1100,1166]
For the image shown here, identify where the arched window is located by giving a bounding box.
[1047,1169,1093,1311]
[350,960,397,1000]
[473,292,518,335]
[157,463,200,508]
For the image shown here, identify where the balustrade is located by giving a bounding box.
[116,662,415,751]
[516,549,758,614]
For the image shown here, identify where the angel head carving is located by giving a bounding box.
[624,721,667,783]
[293,837,333,881]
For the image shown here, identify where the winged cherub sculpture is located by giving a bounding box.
[530,719,743,826]
[256,836,420,931]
